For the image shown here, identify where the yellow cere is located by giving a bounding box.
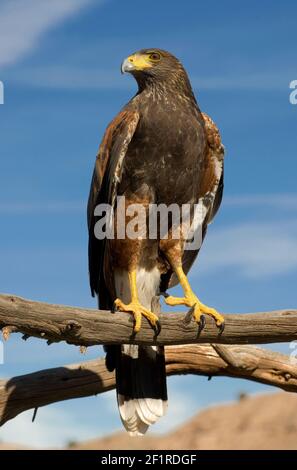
[127,53,154,70]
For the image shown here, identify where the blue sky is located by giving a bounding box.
[0,0,297,448]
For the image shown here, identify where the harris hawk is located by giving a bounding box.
[88,49,225,435]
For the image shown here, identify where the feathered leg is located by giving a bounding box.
[161,243,225,332]
[114,270,160,333]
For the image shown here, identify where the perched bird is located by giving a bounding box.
[88,49,225,435]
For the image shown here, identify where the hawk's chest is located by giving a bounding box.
[128,106,204,167]
[119,101,206,203]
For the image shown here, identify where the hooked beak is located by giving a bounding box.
[121,57,135,74]
[121,54,152,74]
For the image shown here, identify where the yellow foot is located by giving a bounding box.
[163,292,225,332]
[114,298,160,334]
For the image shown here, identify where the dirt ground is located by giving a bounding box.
[1,392,297,450]
[71,392,297,450]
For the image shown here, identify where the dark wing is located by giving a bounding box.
[87,109,140,301]
[168,112,225,288]
[196,112,225,225]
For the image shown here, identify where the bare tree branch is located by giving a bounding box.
[1,344,296,426]
[1,293,297,427]
[1,294,297,346]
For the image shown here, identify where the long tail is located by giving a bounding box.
[115,344,167,435]
[106,267,168,436]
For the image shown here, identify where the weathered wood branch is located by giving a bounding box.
[1,294,297,345]
[1,344,297,426]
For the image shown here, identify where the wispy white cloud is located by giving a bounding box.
[200,221,297,279]
[0,4,294,92]
[0,0,96,68]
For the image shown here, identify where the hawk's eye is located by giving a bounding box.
[148,52,161,62]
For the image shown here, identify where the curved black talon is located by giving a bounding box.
[130,329,137,340]
[198,314,206,334]
[187,305,195,316]
[218,321,225,335]
[183,305,195,325]
[111,302,117,314]
[154,320,161,336]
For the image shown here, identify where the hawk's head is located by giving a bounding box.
[121,48,187,88]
